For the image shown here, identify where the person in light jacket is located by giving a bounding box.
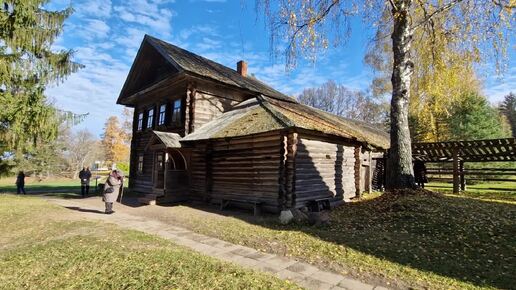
[103,170,123,214]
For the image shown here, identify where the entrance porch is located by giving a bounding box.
[140,131,190,205]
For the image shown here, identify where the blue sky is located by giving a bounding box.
[45,0,515,137]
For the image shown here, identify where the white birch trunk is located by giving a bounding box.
[386,0,416,189]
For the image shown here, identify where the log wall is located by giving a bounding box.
[188,132,283,211]
[129,130,155,193]
[189,142,208,201]
[293,135,358,207]
[192,91,239,130]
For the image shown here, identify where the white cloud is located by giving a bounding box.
[82,19,111,40]
[113,0,175,34]
[75,0,113,18]
[484,67,516,104]
[46,45,130,137]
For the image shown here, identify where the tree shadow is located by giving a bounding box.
[172,138,515,289]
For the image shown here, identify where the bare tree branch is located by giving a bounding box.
[410,0,465,32]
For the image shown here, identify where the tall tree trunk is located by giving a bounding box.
[386,0,416,189]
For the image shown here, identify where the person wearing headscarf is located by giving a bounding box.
[102,170,123,214]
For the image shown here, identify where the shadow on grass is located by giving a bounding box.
[177,194,515,289]
[64,206,105,214]
[290,195,514,289]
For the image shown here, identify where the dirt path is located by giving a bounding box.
[44,196,388,290]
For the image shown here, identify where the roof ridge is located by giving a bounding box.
[256,95,294,128]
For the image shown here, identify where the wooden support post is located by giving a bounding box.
[354,146,362,198]
[460,161,466,191]
[163,151,169,196]
[368,151,372,194]
[278,134,288,210]
[453,149,460,193]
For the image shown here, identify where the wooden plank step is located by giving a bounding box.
[138,197,157,205]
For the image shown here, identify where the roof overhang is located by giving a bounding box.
[145,131,182,151]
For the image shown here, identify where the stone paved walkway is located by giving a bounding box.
[45,197,389,290]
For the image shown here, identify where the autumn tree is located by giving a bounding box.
[101,116,130,166]
[256,0,514,189]
[121,107,133,143]
[298,80,388,125]
[499,92,516,137]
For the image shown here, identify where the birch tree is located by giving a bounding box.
[256,0,514,189]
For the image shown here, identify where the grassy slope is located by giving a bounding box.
[0,196,299,290]
[146,194,515,289]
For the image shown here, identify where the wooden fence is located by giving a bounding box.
[426,167,516,190]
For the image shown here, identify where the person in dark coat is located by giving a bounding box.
[413,160,428,188]
[79,167,92,197]
[102,170,123,214]
[16,171,26,194]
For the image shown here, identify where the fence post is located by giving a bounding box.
[459,161,465,191]
[453,149,460,193]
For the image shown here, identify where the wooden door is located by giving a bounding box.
[154,152,165,189]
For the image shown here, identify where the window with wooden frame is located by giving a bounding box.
[156,153,164,171]
[158,104,166,126]
[170,99,181,126]
[137,154,144,173]
[137,112,143,131]
[147,107,154,129]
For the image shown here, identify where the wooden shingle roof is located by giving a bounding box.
[145,35,296,102]
[182,96,390,149]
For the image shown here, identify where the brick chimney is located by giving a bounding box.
[237,60,247,77]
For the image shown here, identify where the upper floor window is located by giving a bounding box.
[158,104,166,126]
[147,108,154,128]
[137,112,143,131]
[171,99,181,126]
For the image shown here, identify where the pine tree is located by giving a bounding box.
[499,92,516,137]
[0,1,82,154]
[449,92,509,140]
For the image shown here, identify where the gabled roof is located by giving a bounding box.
[182,96,390,149]
[118,34,296,104]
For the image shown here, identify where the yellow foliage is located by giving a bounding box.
[101,116,130,164]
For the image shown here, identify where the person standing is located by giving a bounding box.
[16,171,26,194]
[413,160,428,189]
[102,170,123,214]
[79,167,92,197]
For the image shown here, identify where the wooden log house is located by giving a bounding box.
[117,35,389,212]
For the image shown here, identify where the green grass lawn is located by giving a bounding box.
[0,177,130,196]
[3,179,515,289]
[0,195,298,290]
[142,192,515,289]
[427,181,516,202]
